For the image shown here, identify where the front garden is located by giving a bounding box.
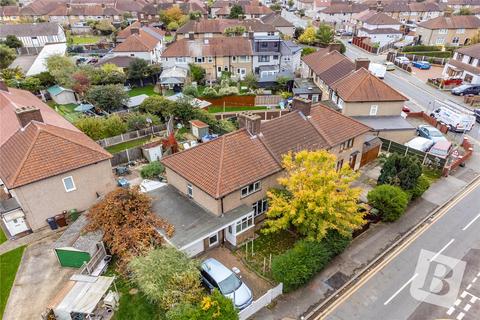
[0,246,26,316]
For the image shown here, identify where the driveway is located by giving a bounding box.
[3,232,75,320]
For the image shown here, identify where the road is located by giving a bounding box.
[317,178,480,320]
[281,9,308,29]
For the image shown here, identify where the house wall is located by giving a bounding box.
[342,101,404,117]
[113,51,153,62]
[328,132,368,170]
[357,30,402,47]
[276,26,295,37]
[417,27,478,46]
[11,160,115,231]
[375,129,416,144]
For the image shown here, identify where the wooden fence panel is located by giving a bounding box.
[204,95,256,107]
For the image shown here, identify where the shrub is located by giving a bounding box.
[182,85,199,97]
[408,174,431,200]
[367,185,409,222]
[140,161,165,179]
[322,229,352,256]
[378,153,422,191]
[218,86,239,96]
[201,86,219,98]
[125,112,160,131]
[102,114,128,138]
[74,115,128,140]
[402,45,442,52]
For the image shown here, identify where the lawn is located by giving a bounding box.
[207,106,268,113]
[71,35,102,45]
[128,85,158,97]
[0,229,6,245]
[48,102,81,123]
[106,136,152,154]
[0,246,26,316]
[236,229,297,280]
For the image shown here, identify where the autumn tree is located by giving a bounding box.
[160,6,188,29]
[298,26,317,45]
[129,247,203,310]
[87,187,174,272]
[263,150,364,241]
[72,71,91,97]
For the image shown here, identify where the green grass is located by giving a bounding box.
[0,246,26,316]
[71,35,102,45]
[128,85,158,97]
[236,229,296,280]
[106,137,152,154]
[164,35,174,43]
[47,102,81,123]
[207,106,268,113]
[422,167,442,183]
[0,229,6,245]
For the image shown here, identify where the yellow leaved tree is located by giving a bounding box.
[263,150,365,242]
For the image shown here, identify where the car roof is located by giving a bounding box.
[202,258,232,283]
[431,140,452,150]
[406,137,434,148]
[419,124,438,131]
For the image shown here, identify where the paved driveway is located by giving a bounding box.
[3,232,75,320]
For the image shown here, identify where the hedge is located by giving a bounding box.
[140,161,165,179]
[402,45,443,52]
[367,185,409,222]
[271,230,351,292]
[402,51,452,58]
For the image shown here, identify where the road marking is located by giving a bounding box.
[455,299,462,306]
[464,304,471,312]
[447,306,455,315]
[430,238,455,262]
[473,277,477,283]
[313,178,480,319]
[384,273,418,305]
[462,213,480,231]
[457,312,465,320]
[467,284,472,290]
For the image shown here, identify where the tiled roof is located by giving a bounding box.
[418,15,480,29]
[162,36,252,57]
[163,105,372,198]
[261,13,294,27]
[0,121,112,189]
[117,21,141,39]
[96,56,136,68]
[302,50,356,86]
[112,30,159,52]
[456,43,480,60]
[320,3,368,14]
[447,58,480,76]
[0,22,60,37]
[358,27,402,34]
[177,18,275,34]
[331,68,408,102]
[362,12,400,25]
[0,5,20,16]
[243,5,273,15]
[0,87,77,145]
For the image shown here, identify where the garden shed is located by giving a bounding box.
[53,214,104,268]
[190,120,209,139]
[47,85,77,105]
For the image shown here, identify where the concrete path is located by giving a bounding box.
[0,226,65,255]
[3,232,75,320]
[254,167,479,320]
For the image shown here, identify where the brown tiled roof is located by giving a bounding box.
[1,5,20,16]
[456,43,480,60]
[447,58,480,76]
[162,36,252,57]
[362,13,400,25]
[190,120,209,128]
[0,87,77,145]
[418,15,480,30]
[0,121,112,189]
[261,13,294,27]
[177,18,275,35]
[331,68,408,102]
[117,21,142,39]
[163,105,372,197]
[320,3,368,14]
[243,5,273,15]
[302,50,356,86]
[113,30,159,52]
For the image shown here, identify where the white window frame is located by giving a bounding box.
[438,29,448,35]
[436,37,445,45]
[241,181,261,198]
[457,28,465,34]
[62,176,76,192]
[253,199,268,217]
[187,184,193,198]
[208,233,219,246]
[235,214,254,234]
[369,105,378,115]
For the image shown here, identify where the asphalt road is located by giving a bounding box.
[320,179,480,320]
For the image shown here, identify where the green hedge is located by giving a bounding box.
[402,45,443,52]
[403,51,452,58]
[271,230,351,292]
[367,185,409,222]
[140,161,165,179]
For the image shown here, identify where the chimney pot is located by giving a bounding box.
[292,97,312,116]
[15,106,43,128]
[355,58,370,71]
[238,112,261,136]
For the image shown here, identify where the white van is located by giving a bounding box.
[369,63,387,79]
[429,100,476,132]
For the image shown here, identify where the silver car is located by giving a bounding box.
[200,258,253,310]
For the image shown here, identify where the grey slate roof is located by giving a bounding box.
[0,22,60,37]
[353,116,415,131]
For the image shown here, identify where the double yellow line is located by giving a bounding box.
[313,177,480,320]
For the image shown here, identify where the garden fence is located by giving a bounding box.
[379,137,447,170]
[239,283,283,320]
[215,109,290,120]
[110,146,143,167]
[255,95,282,106]
[96,125,164,148]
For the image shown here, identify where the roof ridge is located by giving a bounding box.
[215,135,226,198]
[306,109,334,146]
[8,123,41,187]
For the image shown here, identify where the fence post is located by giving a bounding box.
[121,133,125,142]
[387,140,392,153]
[422,152,428,165]
[126,149,130,163]
[404,146,409,156]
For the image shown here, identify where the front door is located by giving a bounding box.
[349,153,358,169]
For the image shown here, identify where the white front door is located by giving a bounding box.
[3,210,29,236]
[225,225,236,246]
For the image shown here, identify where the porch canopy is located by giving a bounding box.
[159,66,188,85]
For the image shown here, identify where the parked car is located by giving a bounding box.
[412,60,431,70]
[369,63,387,79]
[402,106,411,113]
[405,137,434,152]
[451,84,480,96]
[430,100,476,132]
[384,61,396,71]
[416,125,448,143]
[394,56,410,64]
[200,258,253,310]
[429,140,453,159]
[474,109,480,122]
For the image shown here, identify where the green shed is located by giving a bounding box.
[53,214,103,268]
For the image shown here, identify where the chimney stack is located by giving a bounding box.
[0,80,8,92]
[188,32,194,40]
[355,58,370,71]
[292,97,312,116]
[15,106,43,128]
[131,27,140,35]
[238,112,261,136]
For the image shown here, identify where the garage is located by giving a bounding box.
[0,198,30,237]
[182,240,205,257]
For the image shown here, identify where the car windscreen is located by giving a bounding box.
[218,273,242,294]
[429,130,443,137]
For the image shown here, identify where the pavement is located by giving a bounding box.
[3,231,75,320]
[322,178,480,320]
[0,226,65,255]
[281,9,308,29]
[254,166,480,319]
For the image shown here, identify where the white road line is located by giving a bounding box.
[384,273,418,305]
[462,213,480,231]
[430,238,455,262]
[473,277,477,283]
[455,299,462,306]
[467,284,472,290]
[464,304,471,312]
[447,306,455,315]
[457,312,465,320]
